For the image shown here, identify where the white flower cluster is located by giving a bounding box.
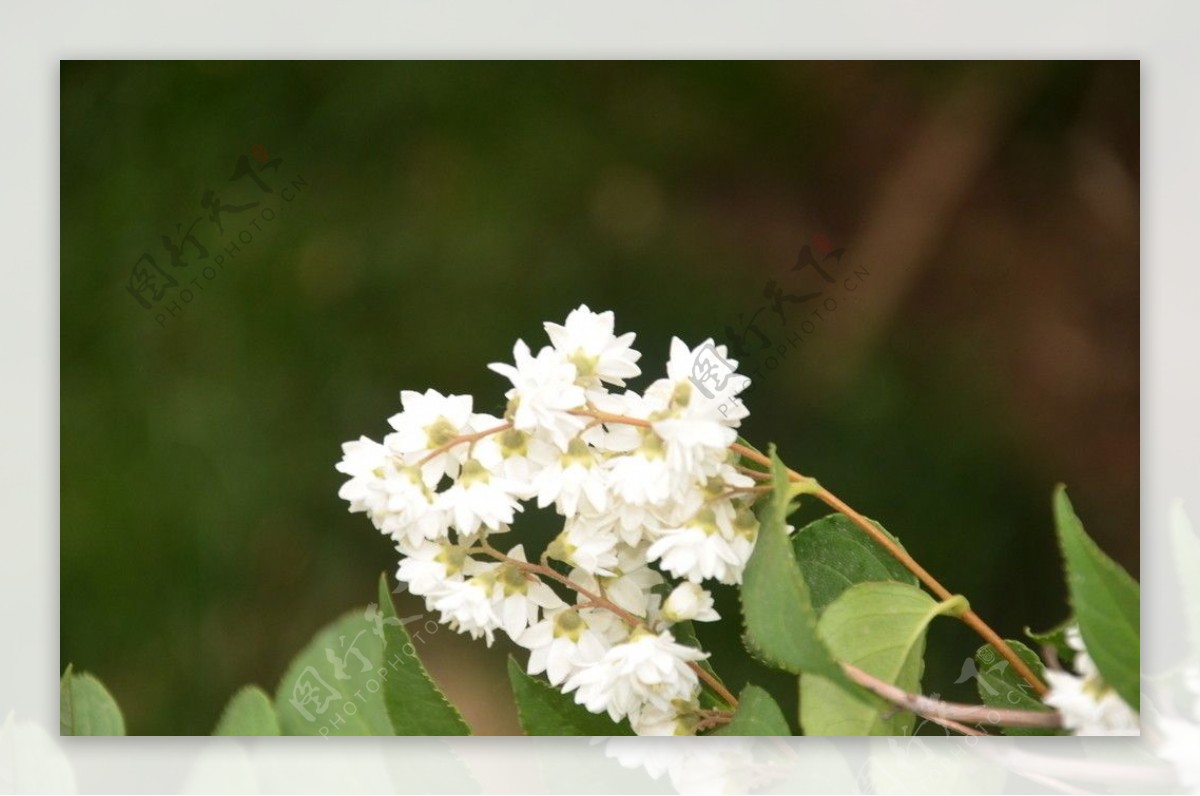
[1042,626,1140,735]
[336,305,755,735]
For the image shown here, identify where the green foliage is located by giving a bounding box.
[1024,617,1076,667]
[741,448,855,697]
[792,513,918,614]
[273,607,394,735]
[506,657,633,736]
[800,581,953,736]
[1054,486,1140,711]
[376,575,472,736]
[60,665,126,736]
[213,685,281,736]
[711,684,790,736]
[272,575,470,735]
[973,640,1061,736]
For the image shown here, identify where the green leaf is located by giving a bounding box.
[800,581,953,736]
[274,603,395,735]
[1054,485,1140,711]
[506,657,633,736]
[376,574,471,735]
[1024,617,1076,668]
[741,447,855,698]
[60,665,126,736]
[792,513,918,614]
[973,641,1062,736]
[712,684,791,736]
[213,685,281,736]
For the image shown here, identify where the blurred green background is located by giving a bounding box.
[60,61,1139,735]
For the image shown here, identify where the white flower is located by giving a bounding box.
[646,505,757,585]
[1042,625,1140,736]
[652,413,735,484]
[610,504,669,548]
[385,389,476,487]
[486,545,567,639]
[1064,625,1105,680]
[710,459,758,493]
[647,527,739,584]
[489,340,587,449]
[570,556,664,619]
[435,458,523,537]
[533,438,609,517]
[395,540,467,596]
[544,304,642,388]
[579,605,635,646]
[471,426,557,492]
[586,389,663,453]
[661,581,720,623]
[335,436,389,513]
[642,338,751,485]
[564,627,707,722]
[663,336,751,425]
[602,562,664,619]
[655,466,755,530]
[430,576,502,646]
[338,306,767,729]
[1044,670,1140,735]
[606,431,675,507]
[628,700,699,736]
[336,438,451,546]
[518,607,611,686]
[552,514,621,576]
[375,468,450,545]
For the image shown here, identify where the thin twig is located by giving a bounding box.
[735,465,771,481]
[417,422,512,466]
[842,663,1062,729]
[571,408,651,428]
[468,406,1049,711]
[696,710,735,732]
[716,485,773,501]
[727,440,1048,697]
[924,714,989,737]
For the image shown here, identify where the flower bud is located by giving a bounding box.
[661,582,719,623]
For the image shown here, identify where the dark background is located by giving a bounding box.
[60,61,1139,735]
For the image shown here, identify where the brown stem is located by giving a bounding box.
[571,408,651,428]
[728,441,1048,697]
[695,710,735,732]
[479,541,740,709]
[917,712,989,736]
[842,663,1062,730]
[716,485,773,501]
[823,489,1046,696]
[735,465,771,481]
[562,409,1048,700]
[417,422,513,466]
